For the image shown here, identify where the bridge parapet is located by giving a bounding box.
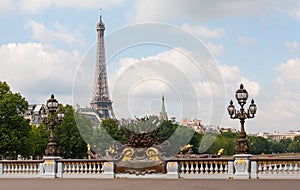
[0,160,43,178]
[1,156,300,179]
[250,157,300,179]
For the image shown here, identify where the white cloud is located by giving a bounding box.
[128,0,294,22]
[285,41,299,54]
[0,0,15,16]
[238,35,256,46]
[26,20,85,46]
[206,42,225,56]
[275,58,300,90]
[181,24,225,39]
[0,0,125,15]
[287,9,300,20]
[0,43,81,104]
[105,48,258,125]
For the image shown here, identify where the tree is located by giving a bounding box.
[248,136,270,155]
[270,142,285,153]
[279,138,292,152]
[30,124,49,159]
[55,105,92,158]
[0,81,33,158]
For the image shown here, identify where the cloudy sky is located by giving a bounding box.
[1,0,300,133]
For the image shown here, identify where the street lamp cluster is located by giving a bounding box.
[227,84,257,154]
[41,94,64,156]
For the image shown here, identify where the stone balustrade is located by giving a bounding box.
[0,160,43,178]
[0,156,299,179]
[176,158,233,179]
[251,157,300,179]
[57,159,114,178]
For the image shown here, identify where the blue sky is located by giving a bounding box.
[1,0,300,133]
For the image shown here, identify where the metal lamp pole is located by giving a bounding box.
[41,94,64,156]
[227,84,257,154]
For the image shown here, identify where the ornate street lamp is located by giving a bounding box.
[41,94,64,156]
[227,84,257,154]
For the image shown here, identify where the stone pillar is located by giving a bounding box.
[233,154,252,179]
[227,161,234,179]
[250,161,258,179]
[0,163,3,175]
[102,162,114,178]
[57,162,64,178]
[166,162,179,178]
[42,156,61,178]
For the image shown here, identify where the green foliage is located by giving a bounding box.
[205,132,238,155]
[0,81,33,158]
[248,136,270,154]
[30,124,49,158]
[55,105,90,158]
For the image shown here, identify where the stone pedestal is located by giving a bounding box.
[42,156,61,178]
[166,162,179,178]
[233,154,252,179]
[102,162,114,178]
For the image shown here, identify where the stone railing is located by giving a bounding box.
[173,158,233,179]
[0,155,299,179]
[57,159,114,178]
[251,157,300,179]
[0,160,43,178]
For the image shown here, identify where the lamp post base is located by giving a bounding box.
[235,138,249,154]
[45,141,59,156]
[42,156,62,178]
[233,154,252,179]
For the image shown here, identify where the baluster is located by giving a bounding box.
[25,164,29,174]
[267,162,272,174]
[79,162,84,174]
[194,162,199,174]
[88,162,92,174]
[209,162,214,174]
[204,162,209,174]
[180,162,185,174]
[219,163,223,174]
[7,164,11,174]
[84,162,87,174]
[76,162,79,174]
[71,163,75,174]
[190,162,194,174]
[184,162,190,174]
[3,164,6,174]
[214,162,218,174]
[293,163,298,174]
[32,163,36,174]
[263,163,267,174]
[82,162,86,174]
[11,164,14,174]
[97,162,101,174]
[283,163,288,174]
[278,163,283,174]
[199,162,204,174]
[257,162,262,174]
[272,163,278,174]
[288,163,294,174]
[224,162,228,174]
[93,163,96,173]
[64,163,68,174]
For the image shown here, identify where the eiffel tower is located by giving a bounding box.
[90,14,116,119]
